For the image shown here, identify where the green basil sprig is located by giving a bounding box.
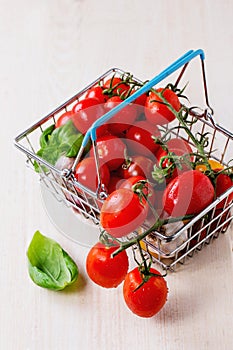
[34,120,85,172]
[27,231,78,290]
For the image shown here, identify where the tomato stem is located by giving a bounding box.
[131,241,167,292]
[136,241,149,274]
[155,90,214,174]
[110,214,194,258]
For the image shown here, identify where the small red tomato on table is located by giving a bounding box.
[86,242,129,288]
[123,267,168,318]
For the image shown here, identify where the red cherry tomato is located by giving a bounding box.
[215,173,233,209]
[163,170,215,216]
[104,96,137,136]
[72,97,107,136]
[100,188,148,238]
[74,157,110,193]
[128,89,148,118]
[118,155,154,182]
[120,176,155,206]
[145,88,181,125]
[120,175,146,190]
[123,267,168,318]
[86,242,129,288]
[55,111,74,128]
[210,207,232,233]
[103,77,130,96]
[189,220,207,248]
[210,168,233,233]
[126,120,161,157]
[130,89,148,106]
[155,139,194,164]
[85,86,108,103]
[90,135,127,171]
[165,138,194,154]
[107,175,124,194]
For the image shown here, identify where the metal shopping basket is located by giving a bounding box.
[14,49,233,271]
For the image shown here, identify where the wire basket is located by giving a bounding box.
[14,49,233,271]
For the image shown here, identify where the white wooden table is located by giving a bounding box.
[1,1,233,349]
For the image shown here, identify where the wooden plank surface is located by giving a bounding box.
[1,1,233,349]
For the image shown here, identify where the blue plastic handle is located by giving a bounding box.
[82,49,205,146]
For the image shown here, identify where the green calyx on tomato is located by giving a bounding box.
[151,138,194,184]
[119,155,154,182]
[131,241,167,291]
[100,72,150,106]
[102,76,131,98]
[152,151,194,184]
[131,179,153,206]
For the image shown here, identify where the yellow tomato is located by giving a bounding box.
[139,239,147,252]
[196,159,224,172]
[139,239,159,259]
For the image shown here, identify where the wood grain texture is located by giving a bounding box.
[1,0,233,349]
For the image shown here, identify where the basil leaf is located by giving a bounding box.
[39,124,55,148]
[34,120,87,172]
[66,133,84,157]
[62,250,80,284]
[27,231,78,291]
[33,149,45,173]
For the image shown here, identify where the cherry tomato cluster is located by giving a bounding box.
[86,242,168,318]
[55,73,233,318]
